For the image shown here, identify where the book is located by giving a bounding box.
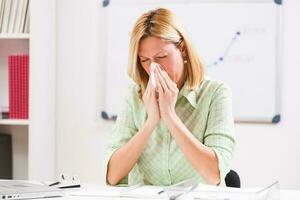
[7,0,18,33]
[1,0,11,33]
[13,0,23,33]
[8,55,29,119]
[18,0,28,33]
[0,0,5,31]
[22,0,29,33]
[0,0,29,33]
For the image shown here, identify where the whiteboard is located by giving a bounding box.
[100,0,282,123]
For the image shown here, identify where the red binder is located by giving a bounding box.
[8,55,29,119]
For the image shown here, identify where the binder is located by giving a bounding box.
[0,133,12,179]
[8,55,29,119]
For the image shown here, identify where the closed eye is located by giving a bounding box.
[140,58,149,63]
[139,54,167,63]
[156,55,167,59]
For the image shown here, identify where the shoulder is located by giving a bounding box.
[127,81,140,95]
[198,78,232,97]
[124,82,143,106]
[193,78,232,105]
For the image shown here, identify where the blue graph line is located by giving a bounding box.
[207,31,241,68]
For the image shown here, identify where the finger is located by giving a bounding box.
[149,82,159,104]
[154,69,164,95]
[157,67,175,91]
[143,79,152,100]
[147,75,152,88]
[147,72,155,91]
[164,71,177,89]
[155,67,169,93]
[150,88,158,102]
[144,81,150,95]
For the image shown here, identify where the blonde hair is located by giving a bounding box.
[127,8,205,98]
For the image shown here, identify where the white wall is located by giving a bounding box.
[29,0,57,181]
[56,0,300,189]
[56,0,111,184]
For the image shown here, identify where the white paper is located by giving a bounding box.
[192,182,279,200]
[150,62,159,88]
[69,181,279,200]
[124,185,168,199]
[69,185,126,198]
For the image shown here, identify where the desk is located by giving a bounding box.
[49,183,300,200]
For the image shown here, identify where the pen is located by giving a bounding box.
[158,190,164,195]
[49,181,60,187]
[58,184,81,189]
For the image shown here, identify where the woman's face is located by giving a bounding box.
[138,36,186,88]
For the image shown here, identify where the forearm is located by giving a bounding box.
[164,113,220,185]
[107,120,155,185]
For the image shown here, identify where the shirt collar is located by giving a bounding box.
[178,80,197,109]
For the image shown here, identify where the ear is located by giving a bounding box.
[178,40,187,56]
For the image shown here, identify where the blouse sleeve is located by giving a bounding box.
[203,83,236,186]
[103,85,139,185]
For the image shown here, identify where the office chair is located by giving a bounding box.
[225,170,241,188]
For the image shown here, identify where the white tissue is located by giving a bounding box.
[150,62,159,88]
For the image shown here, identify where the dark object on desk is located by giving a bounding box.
[1,111,9,119]
[101,111,117,121]
[58,184,81,189]
[225,170,241,188]
[0,133,12,179]
[48,181,81,189]
[49,181,60,187]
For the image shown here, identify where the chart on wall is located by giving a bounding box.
[100,0,283,123]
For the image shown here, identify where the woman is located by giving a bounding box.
[104,8,235,186]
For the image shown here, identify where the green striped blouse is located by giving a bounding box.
[104,78,236,186]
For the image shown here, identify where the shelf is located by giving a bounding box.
[0,119,29,125]
[0,34,30,39]
[0,0,56,180]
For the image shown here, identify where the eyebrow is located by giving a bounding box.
[139,50,167,58]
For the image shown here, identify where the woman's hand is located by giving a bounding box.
[142,77,161,129]
[154,66,179,120]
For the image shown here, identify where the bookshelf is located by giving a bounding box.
[0,34,30,39]
[0,0,56,181]
[0,119,29,125]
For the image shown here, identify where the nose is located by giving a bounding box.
[147,59,163,69]
[146,62,160,75]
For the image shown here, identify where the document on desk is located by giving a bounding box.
[69,178,197,199]
[121,178,198,199]
[70,184,168,199]
[122,185,169,199]
[70,185,125,198]
[69,181,279,200]
[192,181,280,200]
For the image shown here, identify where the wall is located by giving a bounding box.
[56,0,300,188]
[232,0,300,188]
[56,0,111,184]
